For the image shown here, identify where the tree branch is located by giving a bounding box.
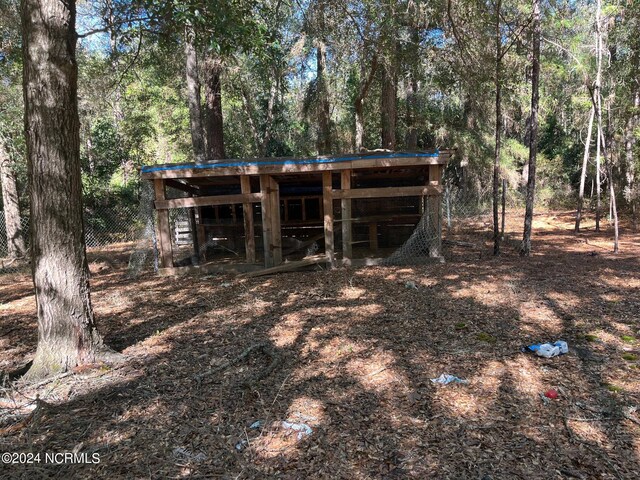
[77,16,151,39]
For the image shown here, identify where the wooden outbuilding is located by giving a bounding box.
[140,150,451,274]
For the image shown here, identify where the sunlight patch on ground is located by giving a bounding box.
[286,396,325,428]
[504,357,545,397]
[346,351,406,395]
[446,278,519,310]
[252,397,325,460]
[316,337,367,367]
[474,360,506,393]
[282,292,304,307]
[339,286,367,300]
[518,300,563,335]
[269,312,306,347]
[567,418,609,446]
[434,386,486,417]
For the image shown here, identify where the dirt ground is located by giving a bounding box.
[1,210,639,479]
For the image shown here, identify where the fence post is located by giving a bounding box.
[445,184,451,231]
[501,178,506,240]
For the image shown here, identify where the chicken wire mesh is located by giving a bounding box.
[0,192,157,275]
[380,196,442,266]
[1,185,497,275]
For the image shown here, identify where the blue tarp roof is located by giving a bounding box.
[141,150,442,174]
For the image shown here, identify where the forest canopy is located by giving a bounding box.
[0,0,638,227]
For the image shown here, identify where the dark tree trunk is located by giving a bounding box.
[1,144,26,258]
[405,75,418,150]
[493,0,503,256]
[626,89,639,231]
[316,39,331,155]
[354,51,378,151]
[203,54,225,159]
[521,0,541,256]
[22,0,109,380]
[380,57,397,150]
[405,24,420,150]
[184,25,206,163]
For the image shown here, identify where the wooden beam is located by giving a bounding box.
[259,175,273,267]
[269,175,282,266]
[240,176,256,263]
[155,192,262,210]
[157,261,262,276]
[243,255,326,278]
[341,169,352,264]
[165,178,200,194]
[429,164,440,186]
[153,179,173,268]
[331,185,442,200]
[322,171,336,267]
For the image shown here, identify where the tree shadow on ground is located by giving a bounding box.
[1,224,640,479]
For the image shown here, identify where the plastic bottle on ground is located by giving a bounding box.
[553,340,568,354]
[536,343,560,358]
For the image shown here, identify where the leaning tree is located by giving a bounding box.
[21,0,116,380]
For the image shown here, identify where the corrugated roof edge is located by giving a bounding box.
[141,150,449,174]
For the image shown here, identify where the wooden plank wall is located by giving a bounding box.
[341,170,352,264]
[153,179,173,268]
[259,175,282,268]
[322,171,336,267]
[240,176,256,263]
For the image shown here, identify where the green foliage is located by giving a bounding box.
[476,332,497,344]
[2,0,638,226]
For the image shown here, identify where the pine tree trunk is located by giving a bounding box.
[380,58,397,150]
[626,89,639,231]
[316,39,331,155]
[203,54,225,159]
[22,0,109,380]
[609,163,619,253]
[493,0,503,256]
[355,98,365,151]
[575,105,595,232]
[521,0,541,256]
[594,0,603,232]
[405,22,420,150]
[1,144,26,258]
[184,25,206,163]
[405,76,418,150]
[354,52,378,151]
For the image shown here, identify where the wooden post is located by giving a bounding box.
[189,206,199,261]
[259,175,273,267]
[429,165,440,186]
[368,222,378,251]
[427,165,442,257]
[501,178,506,240]
[241,175,256,263]
[322,171,336,267]
[153,179,173,268]
[341,169,352,265]
[196,207,206,260]
[269,175,282,266]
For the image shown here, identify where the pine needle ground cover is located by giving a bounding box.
[1,211,639,479]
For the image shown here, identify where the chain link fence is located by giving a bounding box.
[0,203,156,275]
[1,186,500,276]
